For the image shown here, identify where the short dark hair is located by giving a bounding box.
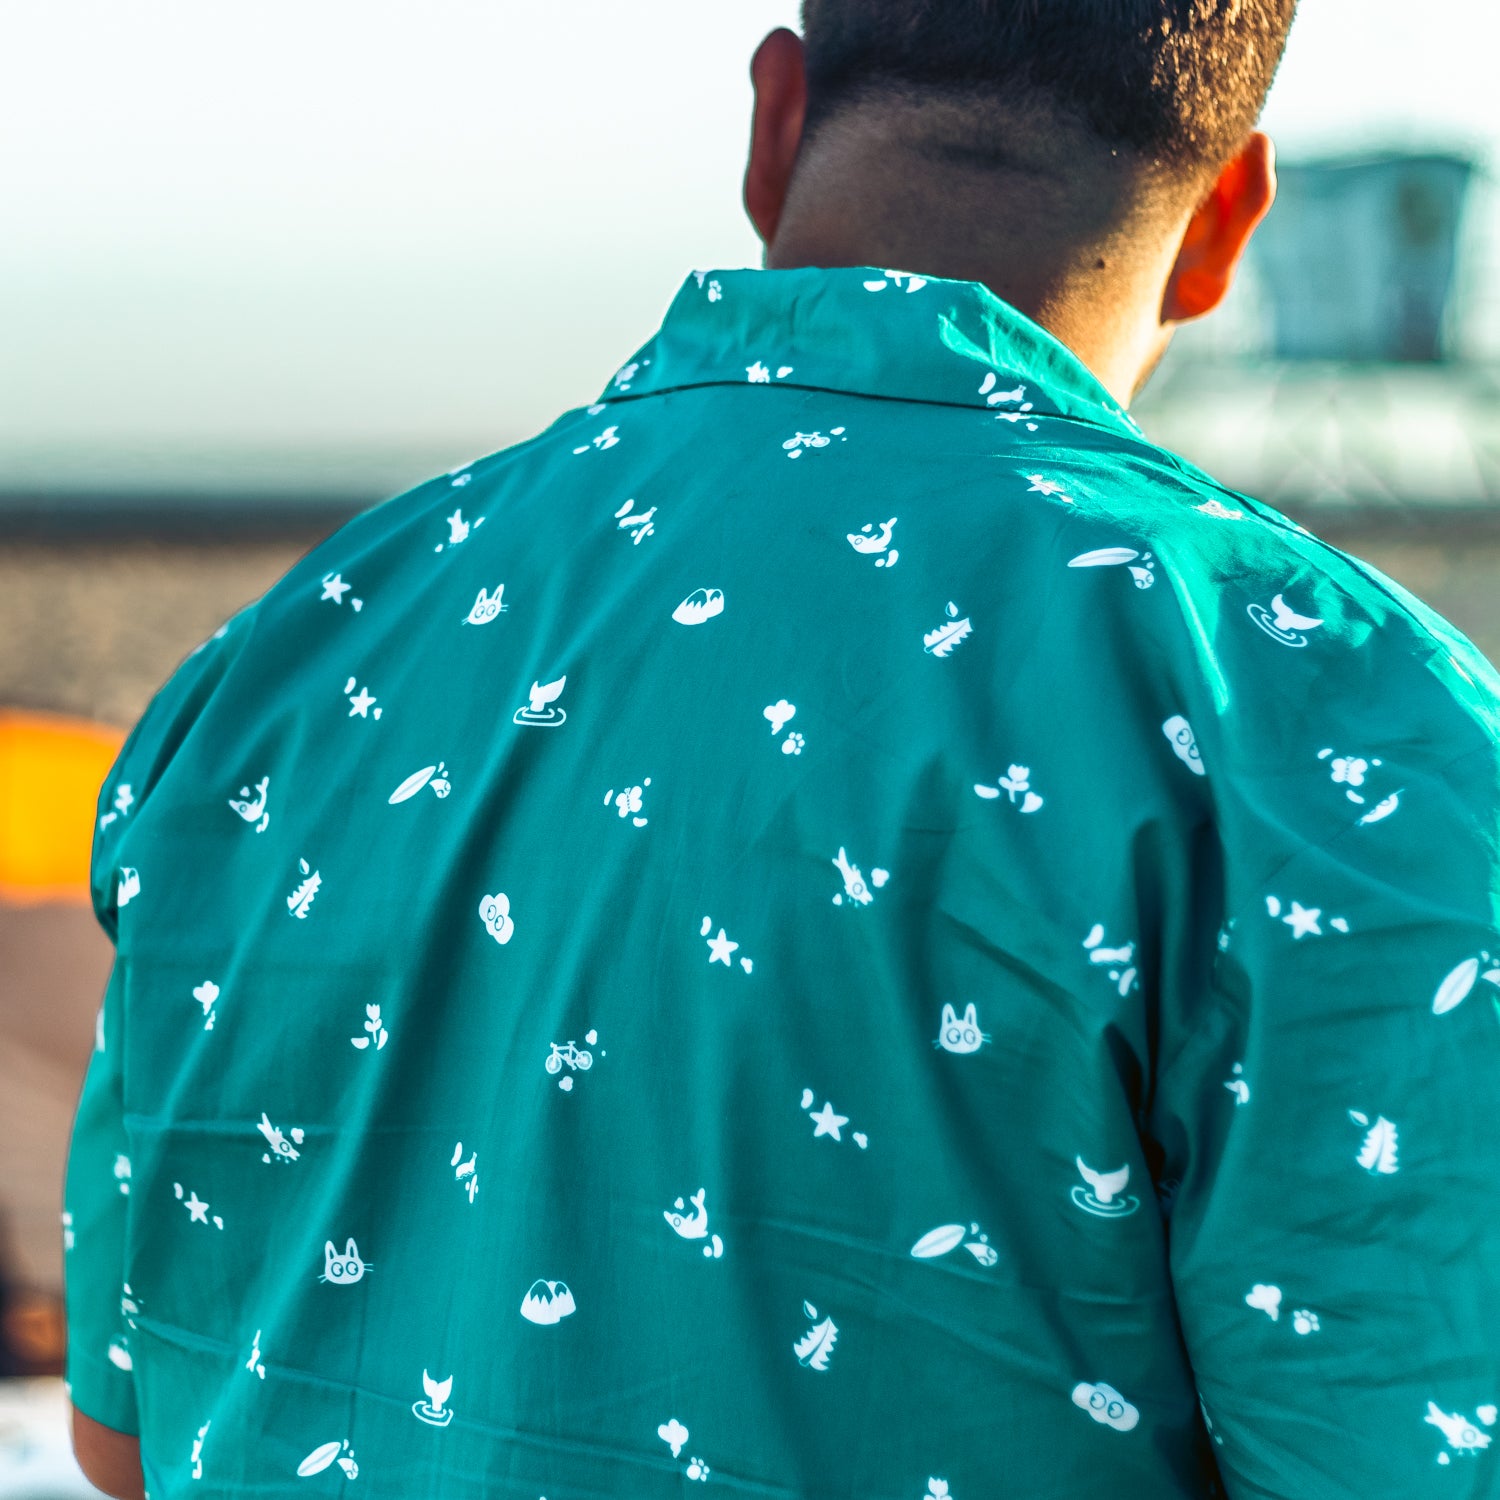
[801,0,1297,175]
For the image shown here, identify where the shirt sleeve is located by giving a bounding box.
[64,608,257,1432]
[63,959,138,1434]
[1154,652,1500,1494]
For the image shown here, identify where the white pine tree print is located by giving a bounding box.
[794,1302,839,1371]
[1349,1112,1399,1175]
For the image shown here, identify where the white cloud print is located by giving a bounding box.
[1072,1381,1140,1433]
[478,892,514,945]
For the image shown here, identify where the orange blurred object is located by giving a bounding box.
[0,710,125,906]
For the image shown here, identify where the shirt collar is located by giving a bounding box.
[599,265,1141,440]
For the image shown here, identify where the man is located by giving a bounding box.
[67,3,1500,1497]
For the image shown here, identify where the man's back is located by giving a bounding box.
[66,269,1500,1498]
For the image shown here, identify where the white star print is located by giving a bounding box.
[348,687,377,718]
[185,1192,209,1224]
[706,929,739,966]
[321,574,352,604]
[809,1102,848,1141]
[1283,902,1323,940]
[1025,474,1074,502]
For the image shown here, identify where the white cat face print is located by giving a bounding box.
[935,1004,989,1055]
[463,586,506,625]
[319,1239,371,1285]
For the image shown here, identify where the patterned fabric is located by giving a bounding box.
[66,267,1500,1500]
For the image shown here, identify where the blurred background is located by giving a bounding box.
[1,1,1495,1491]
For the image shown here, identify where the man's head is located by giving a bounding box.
[745,1,1298,403]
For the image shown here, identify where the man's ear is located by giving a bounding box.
[744,28,809,250]
[1162,132,1277,323]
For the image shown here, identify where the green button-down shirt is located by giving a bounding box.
[67,266,1500,1500]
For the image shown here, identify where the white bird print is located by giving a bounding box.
[1269,594,1323,633]
[1076,1158,1130,1205]
[1425,1402,1493,1454]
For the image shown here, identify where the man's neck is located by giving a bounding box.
[762,138,1184,406]
[768,228,1172,408]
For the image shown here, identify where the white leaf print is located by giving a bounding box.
[794,1314,839,1371]
[1357,1116,1399,1175]
[1069,548,1140,569]
[923,616,973,658]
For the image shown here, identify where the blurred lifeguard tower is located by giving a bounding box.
[1137,150,1500,598]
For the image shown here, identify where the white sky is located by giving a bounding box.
[1,0,1496,483]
